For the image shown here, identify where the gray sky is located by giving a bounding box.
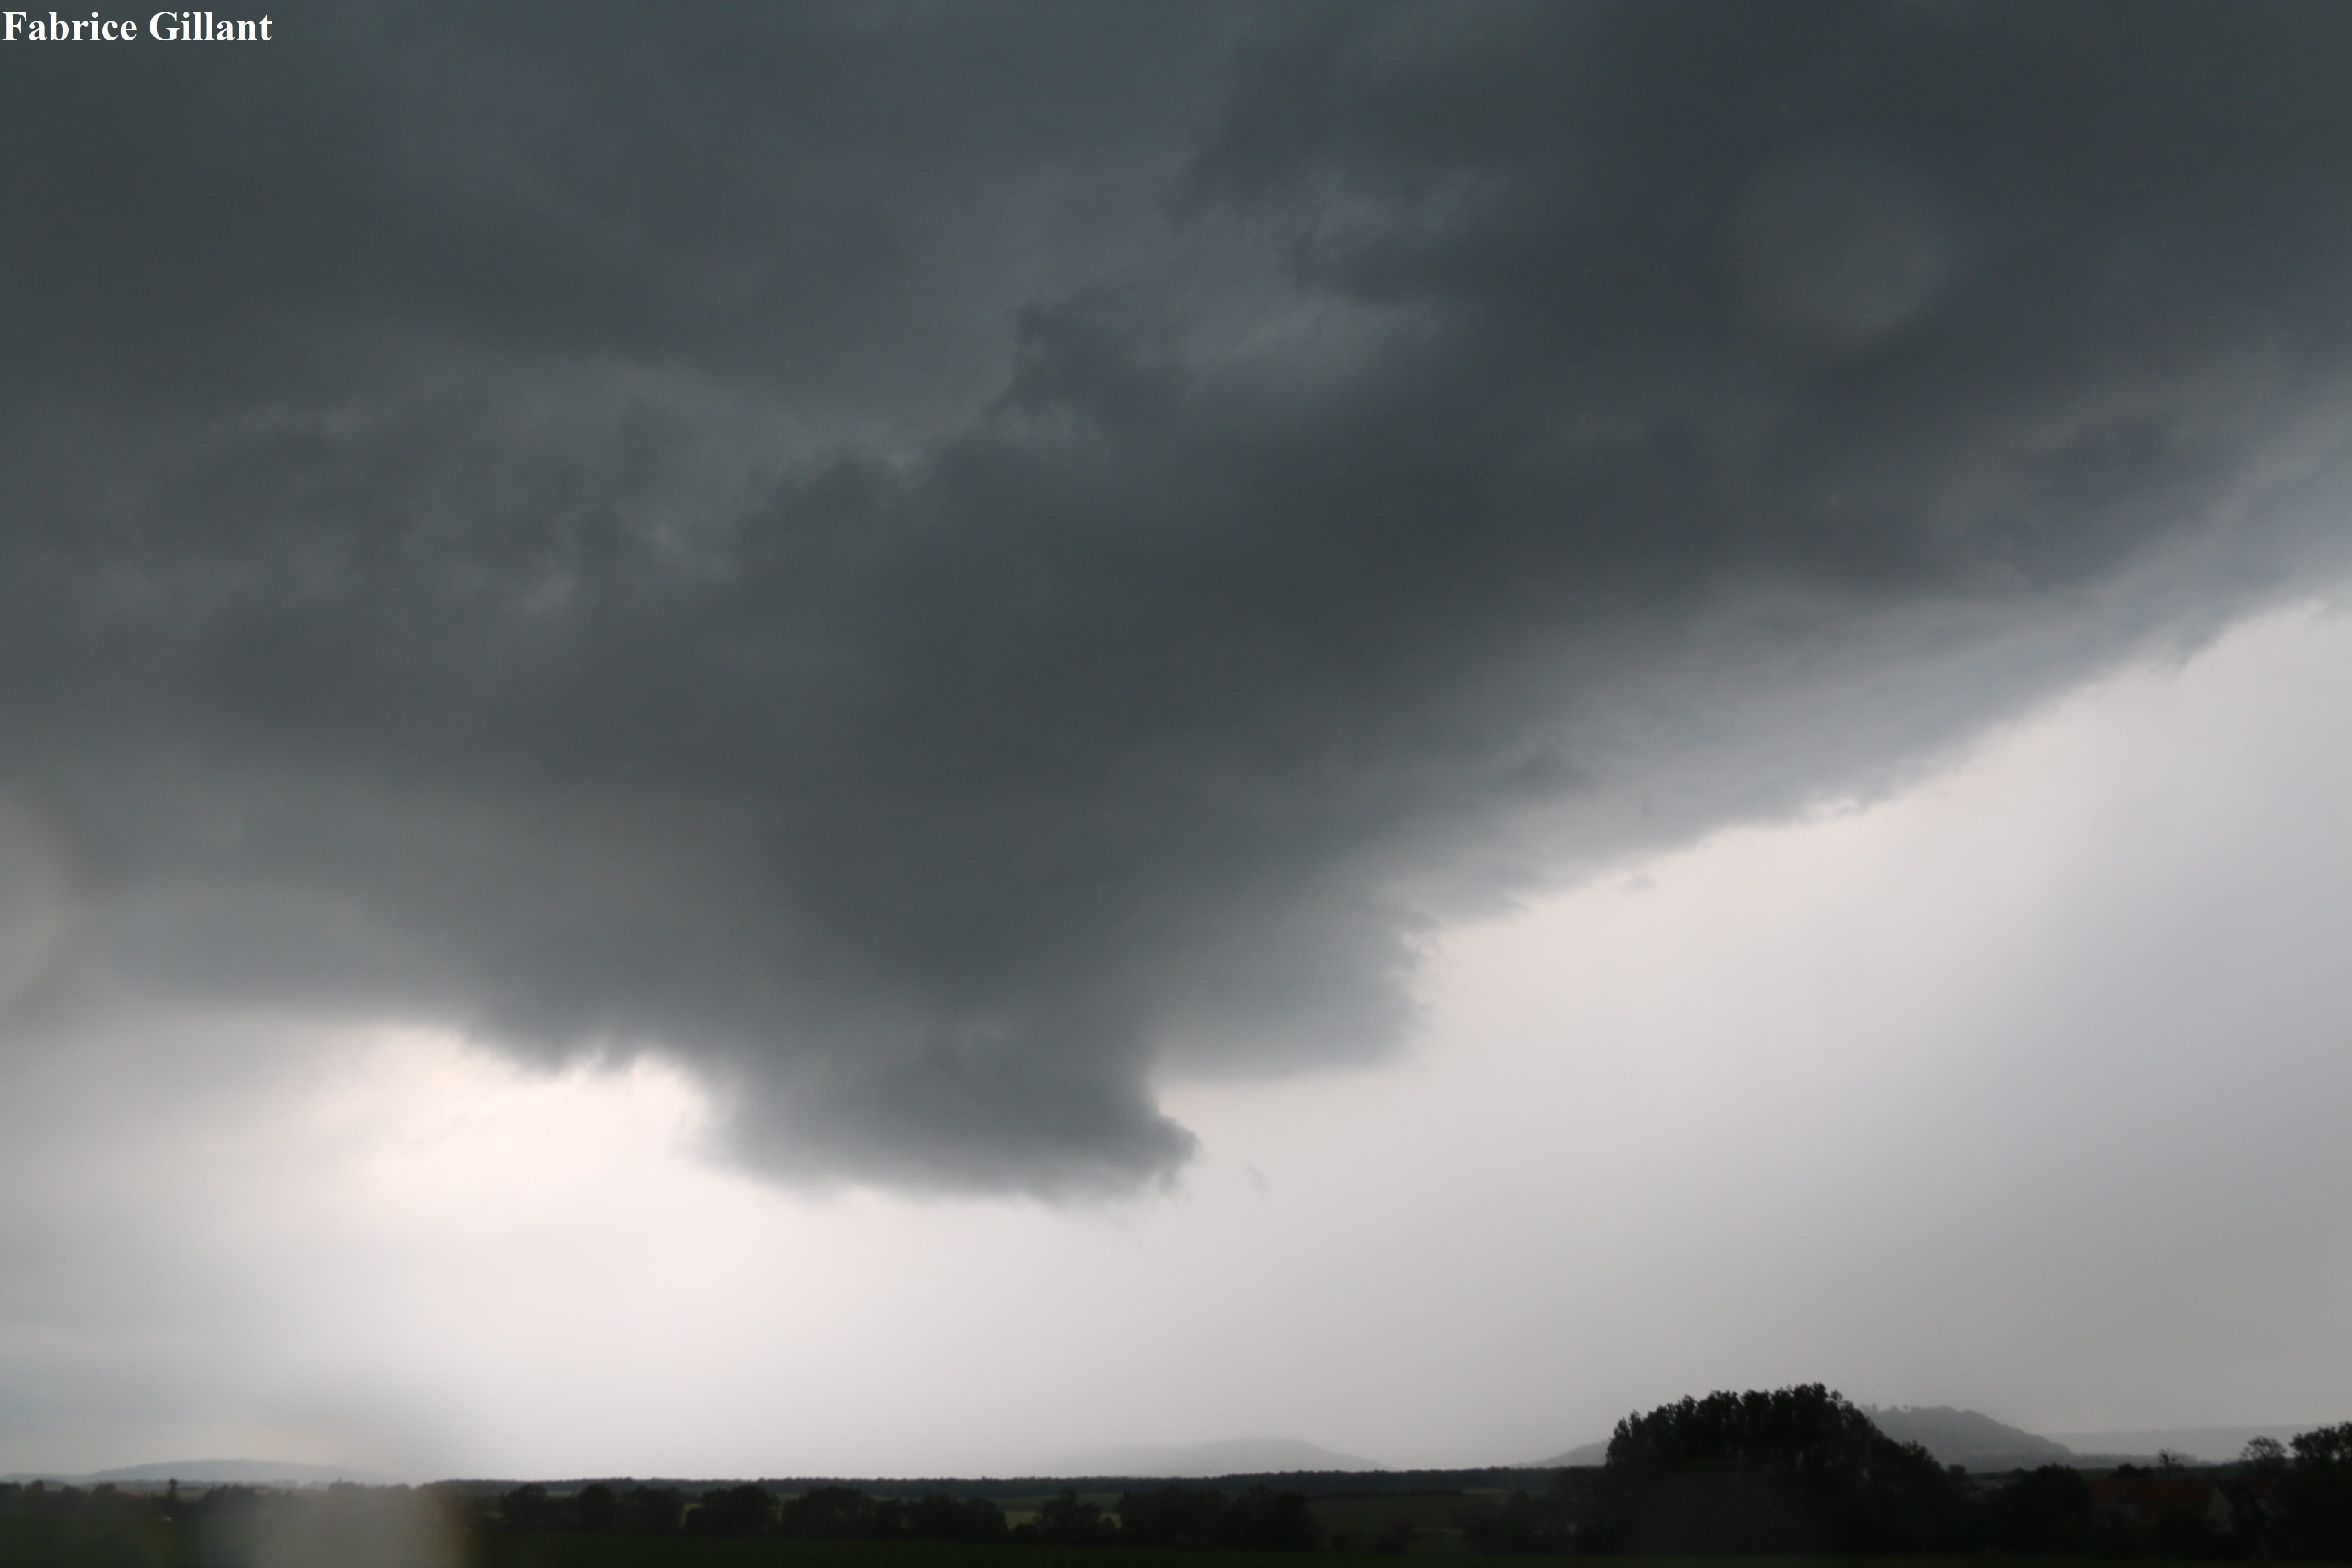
[1,0,2349,1478]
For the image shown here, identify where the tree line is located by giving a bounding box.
[469,1396,2352,1562]
[488,1477,1321,1550]
[9,1387,2349,1559]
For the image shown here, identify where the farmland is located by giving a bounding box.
[2,1526,2325,1568]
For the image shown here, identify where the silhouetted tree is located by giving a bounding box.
[0,1479,165,1522]
[2280,1422,2352,1560]
[2233,1484,2284,1556]
[1587,1384,1974,1556]
[186,1486,269,1526]
[1988,1465,2095,1557]
[498,1482,562,1530]
[1215,1485,1320,1552]
[575,1483,619,1532]
[1035,1488,1116,1546]
[2155,1495,2226,1560]
[780,1483,876,1539]
[625,1485,686,1534]
[690,1482,777,1537]
[905,1492,1010,1543]
[1119,1485,1228,1549]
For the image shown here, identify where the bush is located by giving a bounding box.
[1118,1486,1227,1549]
[1214,1486,1319,1553]
[1988,1464,2095,1557]
[1034,1488,1116,1547]
[689,1483,777,1537]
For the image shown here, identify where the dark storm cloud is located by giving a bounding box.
[2,1,2349,1193]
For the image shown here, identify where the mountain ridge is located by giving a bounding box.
[1,1458,400,1487]
[1026,1439,1384,1478]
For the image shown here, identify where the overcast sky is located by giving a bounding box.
[1,0,2349,1480]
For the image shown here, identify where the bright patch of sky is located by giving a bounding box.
[3,603,2345,1481]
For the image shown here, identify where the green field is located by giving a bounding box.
[465,1542,1460,1568]
[4,1525,2336,1568]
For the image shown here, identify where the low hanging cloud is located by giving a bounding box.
[2,1,2349,1194]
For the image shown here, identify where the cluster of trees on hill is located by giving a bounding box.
[1451,1386,1975,1557]
[1596,1384,1974,1555]
[1467,1387,2352,1560]
[490,1478,1323,1550]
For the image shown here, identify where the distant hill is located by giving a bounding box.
[1862,1406,2076,1470]
[1528,1440,1609,1467]
[1032,1439,1383,1478]
[2048,1425,2316,1465]
[2,1459,400,1487]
